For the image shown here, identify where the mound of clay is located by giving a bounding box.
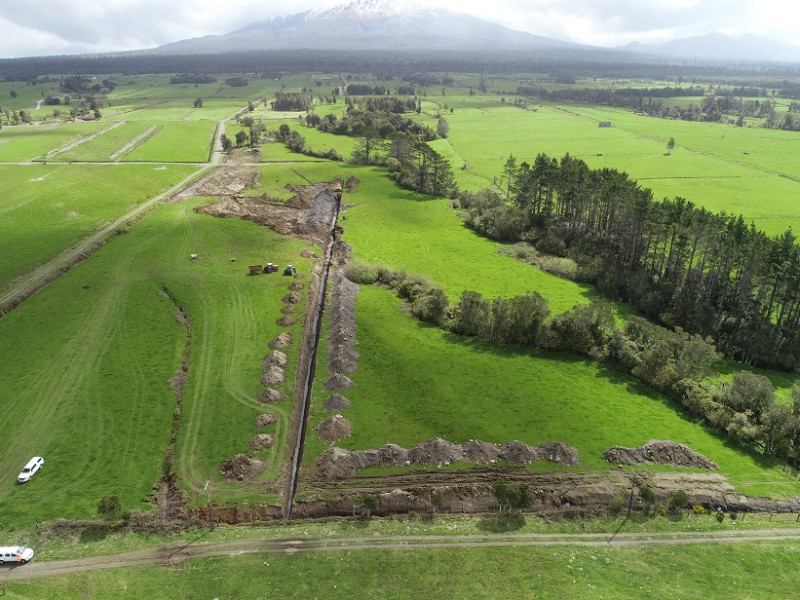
[323,394,351,413]
[315,438,581,479]
[282,292,303,304]
[262,350,288,369]
[254,413,279,428]
[276,316,296,327]
[603,441,719,470]
[300,249,319,259]
[345,176,360,193]
[316,415,353,442]
[269,332,292,349]
[221,453,265,482]
[323,373,354,392]
[281,305,297,314]
[259,366,285,386]
[288,282,305,291]
[258,388,286,404]
[249,433,275,452]
[326,271,359,375]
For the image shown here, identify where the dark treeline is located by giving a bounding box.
[460,153,800,371]
[169,73,216,84]
[346,261,800,467]
[4,49,800,82]
[305,105,435,140]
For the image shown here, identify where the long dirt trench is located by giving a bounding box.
[283,185,342,518]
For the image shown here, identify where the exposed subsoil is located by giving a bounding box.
[323,373,354,392]
[268,332,292,349]
[603,441,719,470]
[314,438,580,480]
[255,413,279,428]
[316,414,353,443]
[257,389,286,404]
[249,433,275,452]
[323,394,351,413]
[220,453,266,482]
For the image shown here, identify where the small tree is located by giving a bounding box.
[666,137,675,155]
[361,495,378,517]
[668,489,689,513]
[220,134,232,153]
[97,495,122,522]
[235,130,248,147]
[193,97,203,108]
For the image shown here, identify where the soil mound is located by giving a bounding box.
[603,441,719,469]
[324,373,354,392]
[258,388,286,404]
[288,282,305,291]
[269,332,292,349]
[249,433,275,452]
[326,271,359,375]
[276,315,296,327]
[300,249,319,259]
[221,453,265,482]
[254,413,279,428]
[259,366,285,386]
[316,415,353,442]
[282,292,303,304]
[315,438,580,479]
[262,350,288,369]
[323,394,351,413]
[281,305,297,314]
[345,176,360,193]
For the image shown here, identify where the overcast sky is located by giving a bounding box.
[1,0,798,58]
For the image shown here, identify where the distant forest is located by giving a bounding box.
[3,49,800,81]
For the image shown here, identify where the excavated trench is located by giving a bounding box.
[284,187,342,519]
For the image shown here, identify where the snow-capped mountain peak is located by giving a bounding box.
[309,0,429,20]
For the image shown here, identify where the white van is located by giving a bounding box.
[0,546,34,564]
[17,456,44,483]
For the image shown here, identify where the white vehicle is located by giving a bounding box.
[17,456,44,483]
[0,546,34,564]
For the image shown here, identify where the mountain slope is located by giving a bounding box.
[155,0,588,54]
[619,33,800,63]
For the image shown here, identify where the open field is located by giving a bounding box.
[2,71,800,540]
[6,517,800,599]
[0,163,199,288]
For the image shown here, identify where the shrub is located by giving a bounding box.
[608,495,625,516]
[97,495,122,522]
[729,511,738,521]
[669,489,689,512]
[715,510,725,523]
[692,505,706,515]
[344,260,379,284]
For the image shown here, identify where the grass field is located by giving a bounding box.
[8,529,800,599]
[0,163,199,288]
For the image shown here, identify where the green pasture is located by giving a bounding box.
[0,121,108,162]
[0,163,198,288]
[0,194,317,526]
[340,164,599,312]
[121,121,217,163]
[306,285,796,497]
[47,121,154,162]
[11,532,800,599]
[441,102,800,237]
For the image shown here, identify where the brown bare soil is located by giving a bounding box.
[268,332,292,349]
[255,413,279,428]
[316,415,353,442]
[282,291,303,304]
[195,179,344,247]
[323,373,354,392]
[326,270,359,375]
[345,176,360,193]
[220,453,265,482]
[276,315,297,327]
[289,282,305,291]
[281,305,298,314]
[323,394,351,413]
[314,438,580,479]
[259,366,285,386]
[257,389,286,404]
[262,350,288,369]
[603,440,719,469]
[249,433,275,452]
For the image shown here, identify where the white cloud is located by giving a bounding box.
[0,0,797,58]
